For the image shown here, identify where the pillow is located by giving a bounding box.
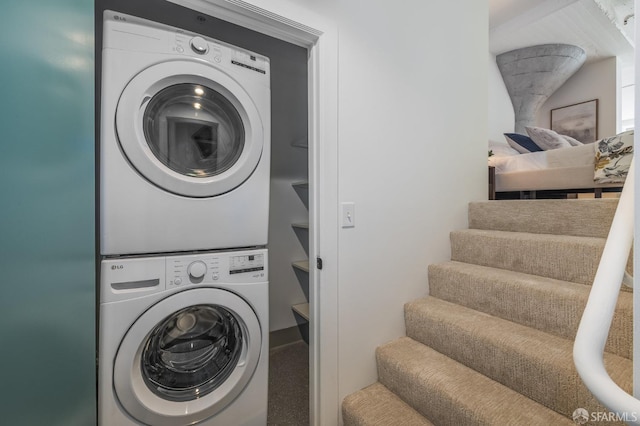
[562,134,583,147]
[525,126,573,150]
[489,140,520,156]
[594,130,634,183]
[504,133,543,153]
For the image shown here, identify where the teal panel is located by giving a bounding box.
[0,0,95,425]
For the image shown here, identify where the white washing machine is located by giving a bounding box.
[100,11,271,255]
[99,248,268,425]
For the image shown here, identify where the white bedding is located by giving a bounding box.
[489,150,547,173]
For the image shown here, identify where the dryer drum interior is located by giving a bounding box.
[140,304,243,402]
[143,83,246,179]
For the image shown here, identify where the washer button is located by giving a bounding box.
[190,36,209,54]
[175,277,182,285]
[212,273,219,281]
[188,261,207,281]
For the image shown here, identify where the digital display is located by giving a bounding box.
[230,254,264,274]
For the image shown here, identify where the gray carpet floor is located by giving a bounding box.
[267,340,309,425]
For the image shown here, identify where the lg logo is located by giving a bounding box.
[111,265,124,270]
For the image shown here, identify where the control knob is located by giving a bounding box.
[190,36,209,54]
[188,261,207,281]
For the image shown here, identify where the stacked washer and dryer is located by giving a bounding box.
[99,11,271,426]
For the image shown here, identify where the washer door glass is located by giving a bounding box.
[141,304,242,401]
[113,288,263,425]
[143,84,245,179]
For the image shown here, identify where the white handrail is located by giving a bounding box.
[573,159,639,422]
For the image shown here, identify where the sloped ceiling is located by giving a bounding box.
[489,0,634,65]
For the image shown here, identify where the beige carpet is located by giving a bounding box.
[343,199,632,425]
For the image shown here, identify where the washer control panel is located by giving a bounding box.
[101,249,267,303]
[167,249,267,288]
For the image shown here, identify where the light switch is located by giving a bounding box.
[341,202,355,228]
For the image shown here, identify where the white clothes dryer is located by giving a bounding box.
[99,248,268,426]
[100,11,271,255]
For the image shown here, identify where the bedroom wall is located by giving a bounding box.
[489,55,619,143]
[536,57,618,139]
[488,52,515,143]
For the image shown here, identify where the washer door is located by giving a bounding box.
[116,60,264,197]
[113,288,262,426]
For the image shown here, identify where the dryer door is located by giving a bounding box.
[113,288,262,425]
[116,60,265,198]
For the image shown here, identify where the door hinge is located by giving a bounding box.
[316,257,323,270]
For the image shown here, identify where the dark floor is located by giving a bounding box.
[267,340,309,425]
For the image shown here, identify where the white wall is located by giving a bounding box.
[488,52,515,142]
[536,57,618,139]
[333,0,487,408]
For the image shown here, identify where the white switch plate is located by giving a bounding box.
[341,202,355,228]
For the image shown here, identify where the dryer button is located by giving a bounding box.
[190,36,209,55]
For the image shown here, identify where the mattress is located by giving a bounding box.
[495,165,621,192]
[490,143,621,192]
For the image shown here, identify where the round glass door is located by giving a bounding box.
[116,61,265,198]
[141,304,243,402]
[143,84,245,179]
[113,288,262,426]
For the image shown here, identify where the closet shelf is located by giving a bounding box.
[292,260,310,273]
[292,303,310,321]
[292,222,309,229]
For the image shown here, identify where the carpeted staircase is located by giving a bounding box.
[343,199,633,425]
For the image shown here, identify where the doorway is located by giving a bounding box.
[96,0,339,424]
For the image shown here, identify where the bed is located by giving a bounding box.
[488,128,634,199]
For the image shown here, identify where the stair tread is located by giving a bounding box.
[468,199,618,238]
[404,297,632,417]
[450,229,606,285]
[377,337,575,426]
[428,261,633,359]
[342,382,434,426]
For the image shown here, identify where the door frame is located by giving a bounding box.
[166,1,340,424]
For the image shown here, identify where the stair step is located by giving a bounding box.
[450,229,605,285]
[468,199,618,238]
[404,297,632,418]
[342,382,434,426]
[376,337,575,425]
[428,261,633,359]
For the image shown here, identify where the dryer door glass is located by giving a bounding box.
[143,83,245,178]
[141,304,243,402]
